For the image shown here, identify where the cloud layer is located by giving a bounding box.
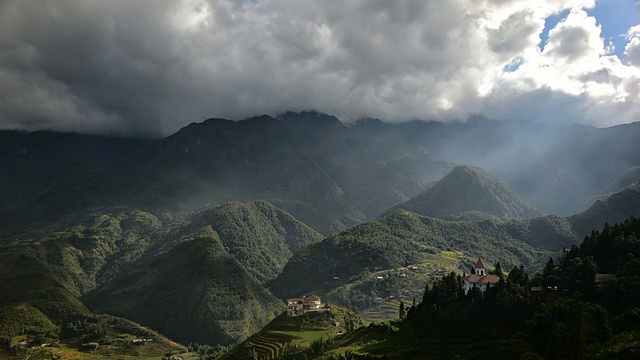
[0,0,638,136]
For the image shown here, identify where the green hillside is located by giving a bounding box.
[186,200,323,283]
[0,200,323,347]
[83,234,285,346]
[269,210,576,301]
[0,272,185,359]
[0,209,163,296]
[385,165,542,221]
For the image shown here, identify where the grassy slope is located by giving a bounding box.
[0,209,163,297]
[81,200,322,346]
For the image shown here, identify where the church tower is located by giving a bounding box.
[474,258,487,276]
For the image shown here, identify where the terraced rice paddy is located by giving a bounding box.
[360,299,404,322]
[222,329,330,360]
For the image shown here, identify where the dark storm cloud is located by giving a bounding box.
[0,0,637,136]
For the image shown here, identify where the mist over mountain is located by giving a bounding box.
[385,164,542,221]
[1,112,637,239]
[600,165,640,196]
[398,118,640,215]
[0,130,148,204]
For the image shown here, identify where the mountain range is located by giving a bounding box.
[1,112,639,354]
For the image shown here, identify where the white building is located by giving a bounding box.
[463,258,500,295]
[286,295,322,317]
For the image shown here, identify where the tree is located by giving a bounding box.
[399,301,406,319]
[493,262,504,279]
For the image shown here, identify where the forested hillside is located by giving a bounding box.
[270,210,576,301]
[0,200,322,348]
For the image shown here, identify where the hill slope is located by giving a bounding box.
[83,233,284,346]
[571,188,640,236]
[269,210,576,301]
[385,165,542,221]
[0,200,323,347]
[181,200,323,283]
[0,272,183,358]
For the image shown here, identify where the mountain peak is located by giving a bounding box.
[277,110,344,130]
[384,165,542,221]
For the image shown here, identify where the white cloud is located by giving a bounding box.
[625,25,640,67]
[0,0,637,135]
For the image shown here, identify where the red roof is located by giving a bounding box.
[474,258,486,269]
[304,295,320,302]
[464,274,500,284]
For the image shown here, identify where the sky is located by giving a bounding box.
[0,0,639,137]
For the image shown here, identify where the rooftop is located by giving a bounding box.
[464,274,500,284]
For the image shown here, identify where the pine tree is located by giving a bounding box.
[399,301,406,319]
[493,262,504,279]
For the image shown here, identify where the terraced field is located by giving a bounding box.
[360,299,405,322]
[222,329,330,360]
[221,309,362,360]
[329,250,471,322]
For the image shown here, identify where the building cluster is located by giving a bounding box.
[286,295,326,317]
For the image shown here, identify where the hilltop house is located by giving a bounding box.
[286,295,322,317]
[463,258,500,295]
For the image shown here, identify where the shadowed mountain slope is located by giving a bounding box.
[0,272,182,357]
[572,188,640,236]
[83,234,284,346]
